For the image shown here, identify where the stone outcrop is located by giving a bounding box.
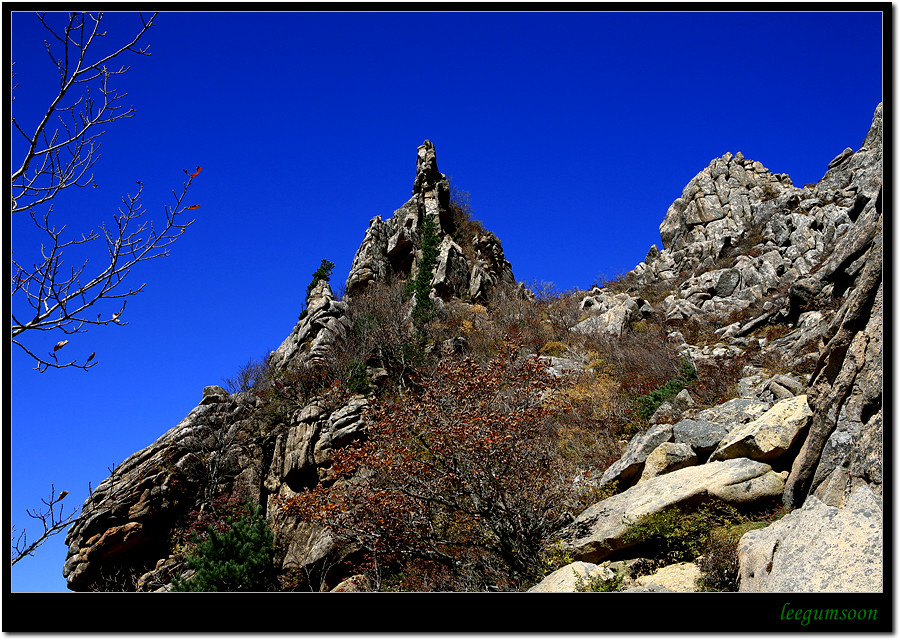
[738,484,882,592]
[572,288,652,337]
[270,279,350,371]
[63,385,262,590]
[345,140,515,303]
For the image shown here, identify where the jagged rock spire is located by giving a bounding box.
[413,140,444,196]
[345,141,514,301]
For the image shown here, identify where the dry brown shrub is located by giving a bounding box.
[278,343,583,590]
[571,320,684,400]
[554,372,632,476]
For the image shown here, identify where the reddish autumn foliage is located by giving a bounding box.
[278,343,581,590]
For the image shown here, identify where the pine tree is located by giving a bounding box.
[171,503,275,592]
[299,258,336,320]
[306,258,336,301]
[409,215,440,325]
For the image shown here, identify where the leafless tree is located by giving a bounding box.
[10,484,77,566]
[11,11,199,371]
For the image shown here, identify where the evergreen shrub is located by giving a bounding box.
[171,502,275,592]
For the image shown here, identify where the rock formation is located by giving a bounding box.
[345,140,515,303]
[63,106,882,594]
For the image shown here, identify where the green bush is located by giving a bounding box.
[575,568,625,592]
[346,360,370,395]
[621,501,746,565]
[697,521,768,592]
[634,358,697,419]
[171,502,275,592]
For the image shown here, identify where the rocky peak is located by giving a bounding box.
[594,103,884,344]
[345,140,514,302]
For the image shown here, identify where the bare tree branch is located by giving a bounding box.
[11,12,199,371]
[10,485,78,566]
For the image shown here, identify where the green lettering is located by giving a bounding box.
[801,609,813,627]
[781,603,791,620]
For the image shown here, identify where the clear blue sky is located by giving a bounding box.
[9,10,883,591]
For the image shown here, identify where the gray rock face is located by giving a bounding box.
[738,484,882,592]
[653,151,792,269]
[673,419,729,457]
[783,105,883,508]
[270,280,351,371]
[63,387,260,590]
[345,140,515,303]
[62,380,371,591]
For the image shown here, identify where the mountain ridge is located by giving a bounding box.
[63,104,882,594]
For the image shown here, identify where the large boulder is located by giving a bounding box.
[638,442,698,483]
[709,395,812,463]
[738,484,882,592]
[596,423,673,492]
[527,561,614,593]
[560,458,786,563]
[634,562,701,593]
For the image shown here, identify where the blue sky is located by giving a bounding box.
[8,10,883,592]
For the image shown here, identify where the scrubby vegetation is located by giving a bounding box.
[447,179,486,256]
[575,567,626,592]
[277,342,594,591]
[634,358,697,420]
